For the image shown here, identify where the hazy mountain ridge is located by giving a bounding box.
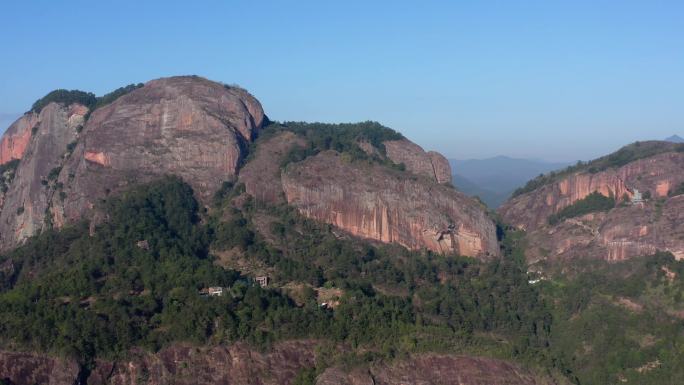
[450,156,570,207]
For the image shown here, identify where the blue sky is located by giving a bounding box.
[1,1,682,161]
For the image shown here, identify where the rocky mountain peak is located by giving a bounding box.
[0,76,265,249]
[0,76,496,258]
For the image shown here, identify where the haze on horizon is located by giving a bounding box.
[1,1,681,162]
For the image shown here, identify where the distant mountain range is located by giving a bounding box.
[450,156,571,208]
[666,134,684,143]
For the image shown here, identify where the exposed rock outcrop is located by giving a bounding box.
[0,351,78,385]
[0,346,560,385]
[0,76,265,249]
[239,131,306,204]
[0,114,37,166]
[317,354,563,385]
[383,139,452,184]
[499,150,684,261]
[88,341,316,385]
[281,151,498,258]
[0,103,84,248]
[0,75,490,257]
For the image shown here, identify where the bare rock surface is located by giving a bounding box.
[0,103,84,248]
[317,354,562,385]
[384,139,452,184]
[281,151,498,258]
[0,346,561,385]
[499,150,684,261]
[0,351,79,385]
[239,131,306,204]
[0,113,38,165]
[0,76,264,249]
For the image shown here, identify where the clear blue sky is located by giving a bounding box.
[1,1,682,161]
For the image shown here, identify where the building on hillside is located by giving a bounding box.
[256,276,269,288]
[631,189,644,204]
[200,287,224,297]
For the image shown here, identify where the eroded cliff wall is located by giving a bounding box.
[499,151,684,261]
[281,151,498,258]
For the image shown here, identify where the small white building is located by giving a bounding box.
[631,189,644,204]
[200,287,224,297]
[256,276,269,288]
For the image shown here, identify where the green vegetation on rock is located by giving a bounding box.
[547,191,615,225]
[540,253,684,384]
[0,177,553,374]
[270,121,406,169]
[513,141,684,197]
[30,83,144,115]
[669,182,684,197]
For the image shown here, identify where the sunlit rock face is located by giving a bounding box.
[281,151,498,259]
[499,150,684,261]
[0,76,265,249]
[0,113,38,165]
[383,139,453,184]
[317,354,558,385]
[0,75,494,257]
[0,344,558,385]
[0,103,85,248]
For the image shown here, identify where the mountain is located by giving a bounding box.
[0,76,682,385]
[666,134,684,143]
[0,77,496,258]
[0,76,547,385]
[499,140,684,262]
[450,156,570,208]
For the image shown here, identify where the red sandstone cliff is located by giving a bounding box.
[0,344,561,385]
[280,151,498,258]
[499,148,684,261]
[0,75,493,257]
[317,354,564,385]
[0,76,265,249]
[238,130,496,258]
[0,103,85,248]
[0,114,37,166]
[383,139,452,184]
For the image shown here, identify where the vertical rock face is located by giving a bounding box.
[0,113,38,165]
[59,76,264,218]
[88,341,317,385]
[239,131,306,204]
[0,76,265,249]
[0,346,559,385]
[281,151,498,258]
[0,103,84,247]
[316,354,561,385]
[500,152,684,231]
[383,139,452,184]
[499,150,684,261]
[0,351,79,385]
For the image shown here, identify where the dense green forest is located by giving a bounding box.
[30,83,144,115]
[0,177,682,384]
[540,254,684,384]
[547,191,616,225]
[513,141,684,197]
[0,177,553,376]
[265,121,407,170]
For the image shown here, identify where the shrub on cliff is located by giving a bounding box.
[275,121,405,168]
[548,191,615,225]
[31,83,144,115]
[513,141,682,197]
[31,89,97,113]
